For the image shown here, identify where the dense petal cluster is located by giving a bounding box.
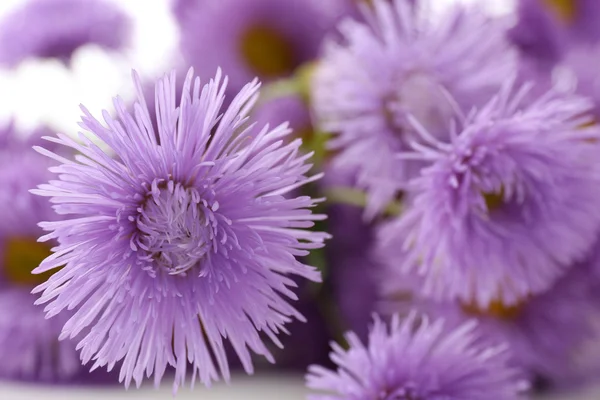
[0,0,131,66]
[379,83,600,307]
[0,126,79,381]
[306,313,524,400]
[32,69,327,390]
[312,0,515,217]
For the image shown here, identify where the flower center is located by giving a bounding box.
[461,298,525,320]
[239,24,297,79]
[384,71,454,138]
[3,237,54,286]
[482,186,505,212]
[134,180,213,276]
[543,0,576,23]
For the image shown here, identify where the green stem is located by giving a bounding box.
[257,62,316,106]
[325,186,403,217]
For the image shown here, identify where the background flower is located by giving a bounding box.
[0,0,131,67]
[312,0,515,218]
[177,0,353,93]
[306,313,525,400]
[379,84,600,307]
[0,125,81,382]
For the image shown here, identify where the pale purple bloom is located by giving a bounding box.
[0,126,80,381]
[306,313,524,400]
[178,0,354,92]
[0,0,131,66]
[31,69,328,390]
[312,0,515,218]
[379,82,600,307]
[382,244,600,391]
[509,0,600,66]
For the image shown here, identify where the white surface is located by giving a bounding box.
[1,376,600,399]
[0,374,308,399]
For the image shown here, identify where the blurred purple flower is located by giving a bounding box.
[509,0,600,66]
[31,68,328,391]
[383,243,600,391]
[306,312,525,399]
[177,0,353,92]
[312,0,515,218]
[0,126,80,381]
[0,0,131,67]
[379,82,600,307]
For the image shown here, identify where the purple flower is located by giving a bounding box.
[177,0,354,92]
[382,244,600,391]
[0,126,81,381]
[379,82,600,307]
[31,68,328,390]
[312,0,515,218]
[509,0,600,66]
[306,312,525,399]
[0,0,131,67]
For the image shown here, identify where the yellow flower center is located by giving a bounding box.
[482,187,505,212]
[239,25,296,79]
[3,237,54,286]
[462,298,525,320]
[542,0,576,23]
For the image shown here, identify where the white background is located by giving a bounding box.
[2,0,598,399]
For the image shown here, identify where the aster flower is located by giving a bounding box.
[0,126,80,381]
[0,0,131,67]
[312,0,515,218]
[306,312,524,400]
[509,0,600,66]
[382,243,600,390]
[177,0,354,92]
[379,82,600,307]
[31,68,328,390]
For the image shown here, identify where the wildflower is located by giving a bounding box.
[307,313,524,399]
[509,0,600,66]
[0,126,79,381]
[312,0,515,217]
[177,0,353,92]
[379,82,600,307]
[32,69,328,390]
[0,0,131,66]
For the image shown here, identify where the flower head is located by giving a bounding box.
[509,0,600,66]
[382,243,600,390]
[0,0,131,67]
[379,82,600,307]
[0,126,80,381]
[178,0,353,91]
[306,313,524,400]
[312,0,515,217]
[32,68,328,390]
